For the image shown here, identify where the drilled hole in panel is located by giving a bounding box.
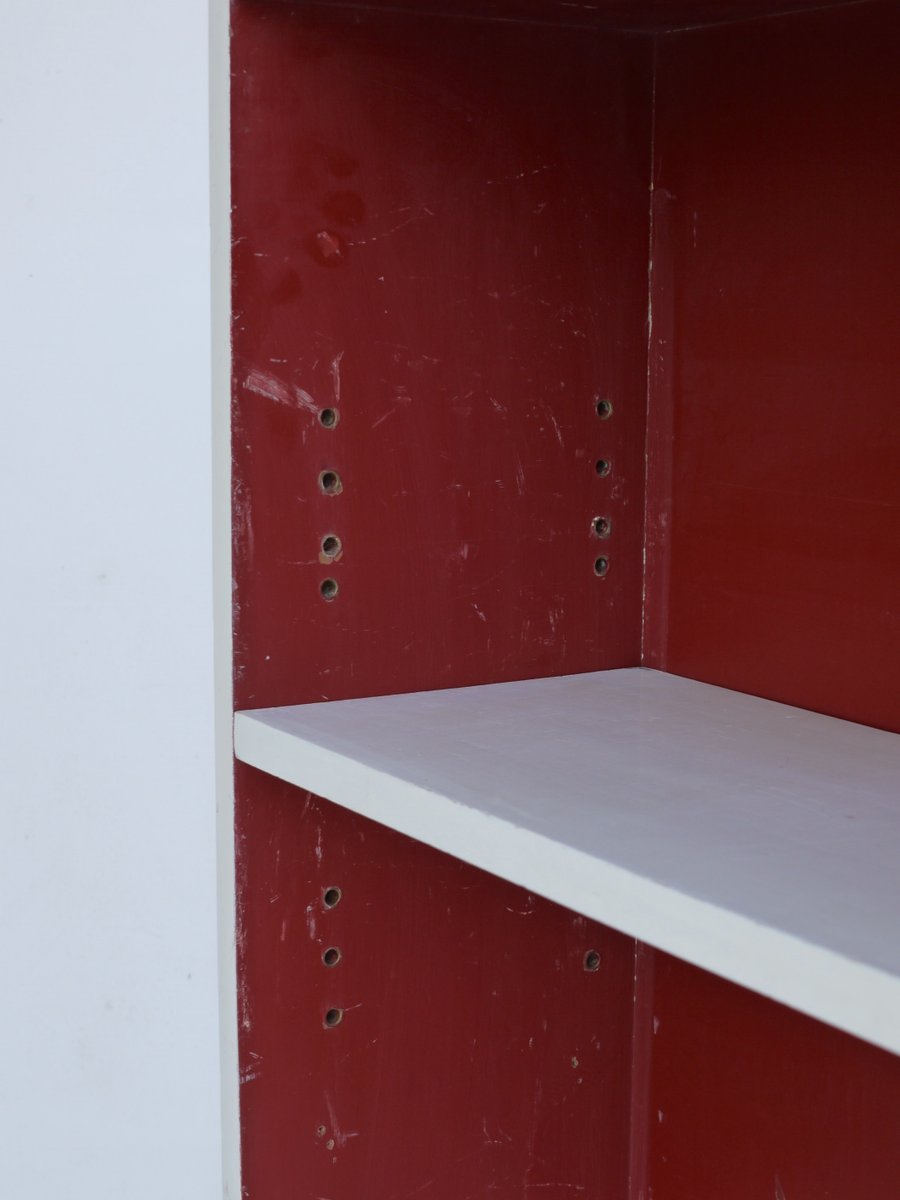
[595,459,611,477]
[321,534,342,558]
[594,556,610,578]
[595,399,613,419]
[319,407,339,428]
[323,887,342,909]
[319,470,342,495]
[584,950,601,972]
[322,946,342,967]
[592,515,611,538]
[324,1007,344,1028]
[320,578,339,601]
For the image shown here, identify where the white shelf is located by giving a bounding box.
[234,668,900,1054]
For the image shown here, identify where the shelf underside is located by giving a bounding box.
[235,668,900,1054]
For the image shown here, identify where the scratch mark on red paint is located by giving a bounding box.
[324,1093,358,1148]
[348,207,434,247]
[330,351,344,405]
[244,369,292,406]
[294,387,318,414]
[233,480,254,562]
[486,163,554,186]
[244,368,318,415]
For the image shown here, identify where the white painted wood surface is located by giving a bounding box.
[234,668,900,1055]
[210,0,241,1194]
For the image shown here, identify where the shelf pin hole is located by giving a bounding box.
[319,470,342,495]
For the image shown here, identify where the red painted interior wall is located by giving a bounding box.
[641,6,900,1195]
[644,0,900,735]
[230,7,651,712]
[230,7,651,1197]
[229,2,900,1196]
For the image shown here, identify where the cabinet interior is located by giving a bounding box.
[225,1,900,1196]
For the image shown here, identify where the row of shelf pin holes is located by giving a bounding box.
[318,884,343,1150]
[321,885,343,1029]
[317,404,342,601]
[593,397,613,578]
[318,879,601,1036]
[312,406,605,1122]
[314,882,599,1147]
[316,397,613,600]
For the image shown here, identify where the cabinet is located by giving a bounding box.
[212,2,900,1196]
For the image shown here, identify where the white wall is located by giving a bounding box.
[0,3,221,1197]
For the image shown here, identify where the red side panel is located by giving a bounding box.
[230,7,651,1198]
[641,7,900,1196]
[644,1,900,733]
[647,954,900,1200]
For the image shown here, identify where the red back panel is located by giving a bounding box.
[640,7,900,1196]
[230,6,651,1197]
[231,5,650,708]
[236,771,638,1200]
[644,0,900,733]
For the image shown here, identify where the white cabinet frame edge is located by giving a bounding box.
[211,0,240,1195]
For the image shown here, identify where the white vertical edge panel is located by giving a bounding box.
[210,0,240,1194]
